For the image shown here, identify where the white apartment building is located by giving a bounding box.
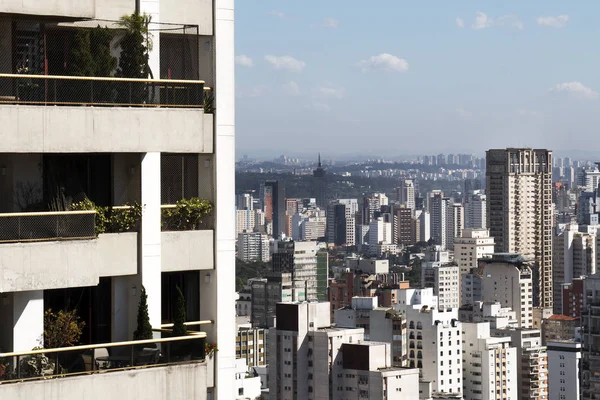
[486,148,553,309]
[492,328,548,400]
[454,228,495,275]
[236,208,267,235]
[269,302,419,400]
[0,1,235,399]
[369,216,393,255]
[448,203,464,250]
[335,296,407,366]
[395,287,439,310]
[459,301,518,330]
[421,261,460,310]
[237,232,270,263]
[416,209,431,243]
[479,254,534,328]
[462,322,518,400]
[404,306,463,396]
[464,192,487,230]
[363,193,388,224]
[234,359,262,400]
[346,258,390,274]
[547,340,582,400]
[397,179,416,210]
[552,224,596,313]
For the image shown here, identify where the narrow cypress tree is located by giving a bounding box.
[172,286,187,337]
[133,285,153,340]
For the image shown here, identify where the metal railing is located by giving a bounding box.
[0,334,206,384]
[0,210,96,243]
[0,74,206,108]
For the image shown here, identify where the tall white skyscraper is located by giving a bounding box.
[486,148,553,308]
[454,228,495,275]
[429,192,451,250]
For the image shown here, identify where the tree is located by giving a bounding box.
[133,285,153,340]
[116,13,152,79]
[89,26,117,77]
[43,309,85,349]
[172,286,187,337]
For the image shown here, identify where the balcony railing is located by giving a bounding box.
[0,210,96,243]
[0,333,206,384]
[0,74,206,108]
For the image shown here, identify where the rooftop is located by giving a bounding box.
[547,314,579,321]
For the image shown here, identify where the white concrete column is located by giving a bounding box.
[141,152,162,334]
[13,291,44,351]
[215,0,236,399]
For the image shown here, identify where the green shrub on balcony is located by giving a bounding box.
[172,286,188,337]
[134,285,153,341]
[71,199,142,235]
[162,197,213,231]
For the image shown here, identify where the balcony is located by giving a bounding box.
[0,332,212,398]
[0,74,212,154]
[161,205,214,272]
[0,1,95,19]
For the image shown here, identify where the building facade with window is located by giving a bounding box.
[0,1,236,398]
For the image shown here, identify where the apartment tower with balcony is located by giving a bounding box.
[486,148,553,309]
[0,1,235,398]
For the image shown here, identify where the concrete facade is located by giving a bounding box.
[0,362,210,400]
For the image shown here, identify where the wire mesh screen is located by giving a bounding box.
[0,211,96,243]
[161,154,199,204]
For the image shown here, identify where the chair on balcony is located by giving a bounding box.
[134,348,160,366]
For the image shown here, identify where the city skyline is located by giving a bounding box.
[236,1,600,155]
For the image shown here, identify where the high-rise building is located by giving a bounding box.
[396,179,416,210]
[561,276,585,317]
[547,340,582,400]
[486,148,553,308]
[326,199,358,246]
[0,0,236,397]
[463,192,487,229]
[272,240,320,301]
[553,224,596,313]
[269,302,420,400]
[454,228,495,276]
[312,153,327,208]
[362,193,388,225]
[395,206,415,246]
[581,272,600,399]
[416,209,431,243]
[429,192,450,250]
[368,216,393,255]
[479,254,534,328]
[237,232,270,263]
[263,180,286,239]
[448,202,464,249]
[462,322,518,400]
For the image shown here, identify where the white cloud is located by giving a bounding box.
[313,85,345,99]
[237,85,267,98]
[235,55,253,68]
[456,18,465,28]
[472,11,523,30]
[265,55,306,73]
[306,103,331,112]
[268,10,285,18]
[323,17,339,29]
[282,81,301,96]
[358,53,409,73]
[518,109,542,118]
[550,82,599,100]
[537,15,569,28]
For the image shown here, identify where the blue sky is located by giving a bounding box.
[235,1,600,158]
